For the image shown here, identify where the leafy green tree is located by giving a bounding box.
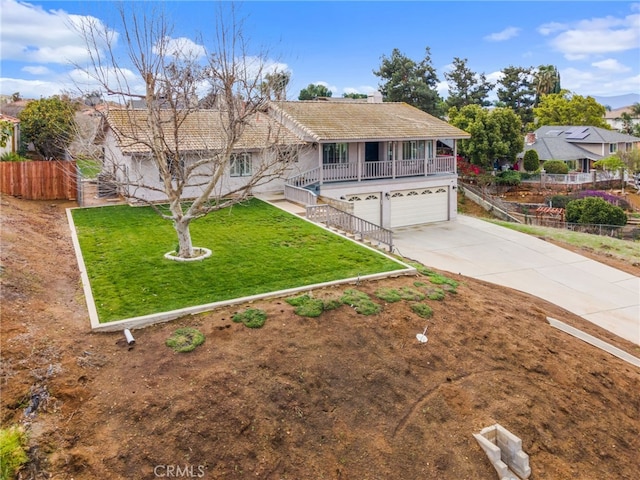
[342,93,368,99]
[595,149,640,192]
[617,112,634,135]
[298,83,332,100]
[533,90,609,128]
[565,197,626,226]
[542,160,569,174]
[496,65,535,129]
[373,47,443,117]
[444,57,494,110]
[0,120,14,148]
[18,96,77,159]
[630,102,640,117]
[523,149,539,172]
[448,105,523,168]
[533,64,561,105]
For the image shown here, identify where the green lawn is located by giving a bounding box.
[71,199,405,323]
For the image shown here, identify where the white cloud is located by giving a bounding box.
[22,66,52,75]
[592,59,631,72]
[538,22,567,36]
[0,77,68,99]
[343,85,376,95]
[544,11,640,59]
[153,36,206,60]
[484,27,520,42]
[0,0,117,65]
[561,66,640,96]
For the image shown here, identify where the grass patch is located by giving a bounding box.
[0,425,28,479]
[166,328,205,352]
[375,286,425,303]
[414,265,459,291]
[411,303,433,319]
[77,157,102,179]
[71,199,404,322]
[487,219,640,264]
[340,289,381,315]
[426,287,446,301]
[286,294,325,317]
[233,308,267,328]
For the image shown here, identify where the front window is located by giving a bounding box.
[230,153,252,177]
[609,143,617,154]
[402,141,425,160]
[323,143,349,164]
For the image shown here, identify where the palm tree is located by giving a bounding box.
[534,65,561,105]
[630,102,640,118]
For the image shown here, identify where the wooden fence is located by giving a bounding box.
[0,161,77,200]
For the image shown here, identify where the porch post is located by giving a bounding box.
[453,140,458,174]
[318,143,324,185]
[424,140,429,177]
[357,142,362,181]
[392,141,396,179]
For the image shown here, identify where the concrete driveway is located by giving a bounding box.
[392,215,640,345]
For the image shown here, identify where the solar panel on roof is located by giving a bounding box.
[566,127,590,140]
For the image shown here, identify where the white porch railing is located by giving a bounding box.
[284,184,317,206]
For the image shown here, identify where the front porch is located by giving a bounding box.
[288,155,456,187]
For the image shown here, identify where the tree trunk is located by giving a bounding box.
[174,218,195,258]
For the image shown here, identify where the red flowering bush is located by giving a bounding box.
[457,157,482,177]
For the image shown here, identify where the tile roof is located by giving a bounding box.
[270,101,470,142]
[106,109,304,155]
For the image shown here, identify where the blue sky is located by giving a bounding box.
[1,0,639,103]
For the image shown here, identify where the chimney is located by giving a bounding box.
[525,132,536,145]
[367,91,383,103]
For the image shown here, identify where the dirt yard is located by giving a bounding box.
[1,193,640,480]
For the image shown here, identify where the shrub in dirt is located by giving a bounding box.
[411,303,434,319]
[495,170,521,186]
[286,294,325,317]
[340,289,381,315]
[575,190,631,210]
[523,149,539,172]
[565,197,627,226]
[549,194,571,209]
[427,288,446,301]
[375,287,425,303]
[416,267,459,289]
[542,160,569,174]
[232,308,267,328]
[0,425,28,479]
[166,327,205,352]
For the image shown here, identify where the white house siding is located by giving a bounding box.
[102,130,298,203]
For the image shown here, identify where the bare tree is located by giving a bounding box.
[74,4,300,259]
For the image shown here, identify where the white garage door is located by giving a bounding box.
[347,193,381,226]
[390,187,449,228]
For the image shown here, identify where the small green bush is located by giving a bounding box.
[232,308,267,328]
[542,160,569,174]
[166,327,205,352]
[286,294,342,317]
[549,195,571,209]
[341,289,381,315]
[411,303,433,319]
[427,288,446,301]
[495,170,521,186]
[375,287,425,303]
[0,425,28,479]
[565,197,627,226]
[0,152,28,162]
[523,149,539,172]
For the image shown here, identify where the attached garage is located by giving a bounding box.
[347,193,381,226]
[390,187,449,228]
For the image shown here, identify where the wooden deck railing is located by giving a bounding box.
[306,204,393,251]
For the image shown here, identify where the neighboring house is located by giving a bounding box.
[604,106,640,132]
[0,114,20,156]
[102,96,469,229]
[519,126,640,172]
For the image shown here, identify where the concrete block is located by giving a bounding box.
[474,424,531,480]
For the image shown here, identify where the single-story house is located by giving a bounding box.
[101,96,470,229]
[519,126,640,172]
[0,114,21,156]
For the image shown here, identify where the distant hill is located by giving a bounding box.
[592,93,640,110]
